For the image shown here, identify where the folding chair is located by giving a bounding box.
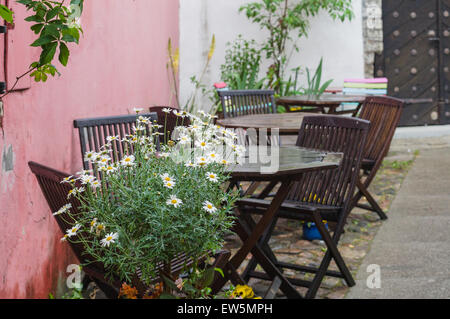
[351,96,404,220]
[237,115,370,299]
[28,161,230,298]
[73,113,159,171]
[217,89,277,119]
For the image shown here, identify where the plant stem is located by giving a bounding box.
[0,67,37,99]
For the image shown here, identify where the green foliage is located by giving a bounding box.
[0,4,13,23]
[220,35,265,90]
[16,0,84,82]
[61,112,242,286]
[303,58,333,98]
[239,0,353,93]
[61,285,84,299]
[382,159,414,171]
[161,266,224,299]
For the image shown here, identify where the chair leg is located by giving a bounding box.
[305,213,355,299]
[311,212,354,286]
[356,180,388,220]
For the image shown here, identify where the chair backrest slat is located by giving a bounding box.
[74,113,158,170]
[288,116,370,208]
[358,96,404,162]
[217,89,277,118]
[28,162,95,267]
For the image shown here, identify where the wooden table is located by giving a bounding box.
[277,94,366,115]
[217,112,308,136]
[213,146,343,299]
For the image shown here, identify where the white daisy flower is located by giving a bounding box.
[184,162,197,168]
[162,108,172,113]
[80,174,96,185]
[61,176,75,184]
[101,232,119,247]
[120,155,135,167]
[96,223,105,234]
[195,140,209,150]
[67,187,85,199]
[173,110,184,117]
[196,156,209,167]
[188,124,201,132]
[90,218,98,232]
[203,201,217,214]
[97,155,111,166]
[166,195,183,208]
[106,135,120,142]
[66,224,81,237]
[133,107,144,114]
[61,234,69,242]
[84,151,99,162]
[91,180,101,189]
[100,165,117,175]
[164,180,176,189]
[138,116,150,125]
[207,152,220,163]
[160,173,176,183]
[53,203,72,216]
[206,172,219,183]
[178,135,191,145]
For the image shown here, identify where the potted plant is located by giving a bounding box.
[57,109,245,298]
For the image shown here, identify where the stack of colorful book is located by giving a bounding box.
[342,78,388,95]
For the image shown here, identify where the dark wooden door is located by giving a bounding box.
[377,0,450,126]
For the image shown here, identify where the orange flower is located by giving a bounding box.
[118,283,138,299]
[143,282,164,299]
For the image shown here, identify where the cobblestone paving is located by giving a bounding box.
[223,146,418,299]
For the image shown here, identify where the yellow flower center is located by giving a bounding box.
[171,199,178,204]
[207,204,213,209]
[106,236,112,241]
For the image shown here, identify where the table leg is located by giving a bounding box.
[215,179,302,298]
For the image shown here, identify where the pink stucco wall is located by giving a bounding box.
[0,0,179,298]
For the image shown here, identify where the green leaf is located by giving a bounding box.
[39,42,58,65]
[59,42,70,66]
[30,35,57,47]
[46,7,61,21]
[30,23,44,34]
[0,4,13,23]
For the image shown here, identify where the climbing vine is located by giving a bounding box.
[0,0,84,98]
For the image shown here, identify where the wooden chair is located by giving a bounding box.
[28,161,230,298]
[149,106,191,141]
[237,115,370,299]
[73,113,159,171]
[351,96,404,220]
[217,89,277,119]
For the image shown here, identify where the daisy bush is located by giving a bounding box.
[58,109,243,286]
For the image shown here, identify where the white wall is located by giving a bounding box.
[179,0,365,112]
